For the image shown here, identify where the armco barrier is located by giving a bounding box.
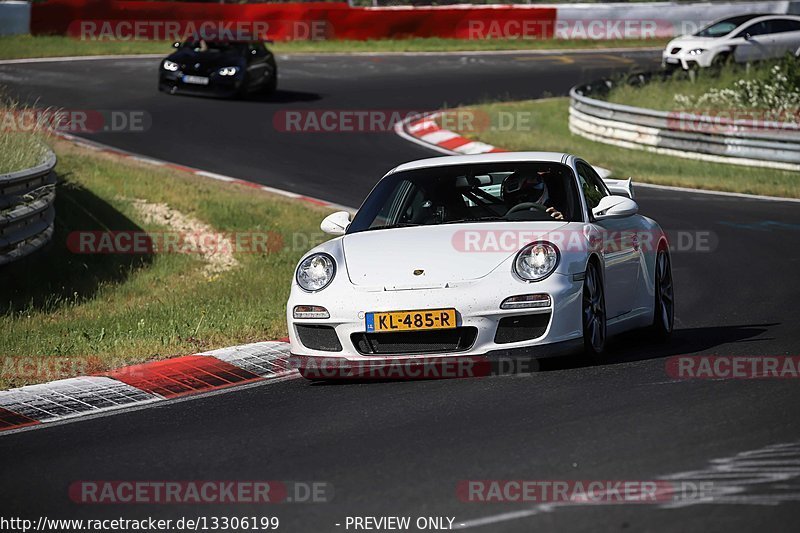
[0,148,57,266]
[569,78,800,171]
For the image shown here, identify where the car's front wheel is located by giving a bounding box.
[582,261,607,359]
[651,248,675,338]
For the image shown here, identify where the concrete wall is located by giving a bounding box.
[0,1,31,36]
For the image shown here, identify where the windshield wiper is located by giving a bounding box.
[362,222,423,232]
[440,216,506,224]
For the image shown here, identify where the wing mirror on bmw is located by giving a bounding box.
[592,196,639,220]
[321,211,351,236]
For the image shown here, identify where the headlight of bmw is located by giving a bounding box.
[218,66,240,76]
[296,253,336,292]
[688,48,706,55]
[514,241,560,282]
[163,60,179,72]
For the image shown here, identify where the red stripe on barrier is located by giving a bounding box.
[32,1,556,41]
[489,147,509,153]
[437,136,472,151]
[104,355,262,398]
[0,407,40,431]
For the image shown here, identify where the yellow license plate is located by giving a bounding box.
[366,309,457,332]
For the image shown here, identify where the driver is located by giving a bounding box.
[501,171,564,220]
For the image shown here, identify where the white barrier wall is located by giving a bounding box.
[0,1,30,36]
[553,1,791,39]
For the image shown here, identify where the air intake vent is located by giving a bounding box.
[494,314,551,344]
[296,325,342,352]
[352,327,477,355]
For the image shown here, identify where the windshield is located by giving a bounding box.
[348,162,582,234]
[695,14,764,37]
[180,41,247,53]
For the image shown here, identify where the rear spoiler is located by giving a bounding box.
[602,177,634,199]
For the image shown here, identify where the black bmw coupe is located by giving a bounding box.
[158,40,278,98]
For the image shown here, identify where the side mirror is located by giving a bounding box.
[744,33,752,41]
[320,211,351,236]
[592,195,639,220]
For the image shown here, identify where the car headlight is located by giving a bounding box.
[218,66,239,76]
[296,253,336,292]
[163,60,179,72]
[688,48,706,55]
[513,241,559,282]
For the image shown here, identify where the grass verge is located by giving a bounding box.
[0,102,51,173]
[0,137,331,389]
[443,98,800,198]
[603,58,800,114]
[0,35,667,60]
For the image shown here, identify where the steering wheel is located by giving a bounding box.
[505,202,548,216]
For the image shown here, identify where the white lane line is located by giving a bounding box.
[0,54,164,65]
[0,47,660,67]
[454,506,552,530]
[635,182,800,204]
[195,170,237,182]
[280,47,662,58]
[454,440,800,529]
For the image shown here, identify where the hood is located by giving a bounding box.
[166,49,244,74]
[342,222,569,289]
[668,35,720,49]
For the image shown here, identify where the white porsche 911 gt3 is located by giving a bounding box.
[287,153,674,378]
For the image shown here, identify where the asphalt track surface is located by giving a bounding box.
[1,50,799,532]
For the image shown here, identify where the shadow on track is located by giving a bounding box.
[0,176,153,314]
[246,89,322,103]
[538,323,778,372]
[301,323,776,385]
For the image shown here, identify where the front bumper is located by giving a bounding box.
[287,269,584,363]
[290,337,583,380]
[661,50,712,70]
[158,71,244,98]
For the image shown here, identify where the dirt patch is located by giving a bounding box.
[129,198,239,277]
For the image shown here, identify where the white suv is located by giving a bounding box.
[662,13,800,70]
